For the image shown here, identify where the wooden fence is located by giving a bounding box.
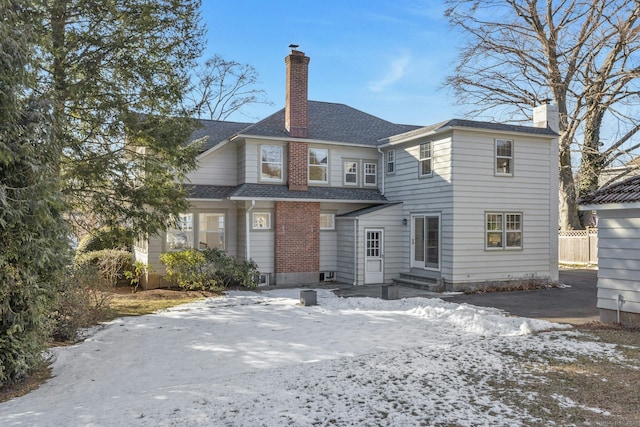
[558,228,598,265]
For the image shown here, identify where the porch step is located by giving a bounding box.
[393,273,445,292]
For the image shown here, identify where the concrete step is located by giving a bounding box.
[393,275,445,292]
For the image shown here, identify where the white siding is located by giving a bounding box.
[356,204,406,284]
[248,201,275,274]
[186,143,238,186]
[384,134,454,281]
[336,218,356,284]
[595,209,640,315]
[449,130,555,284]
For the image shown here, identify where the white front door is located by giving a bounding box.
[364,229,384,284]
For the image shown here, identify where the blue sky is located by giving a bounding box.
[200,0,465,126]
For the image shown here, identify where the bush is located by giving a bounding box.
[76,227,133,254]
[160,248,259,291]
[50,250,134,341]
[74,249,133,287]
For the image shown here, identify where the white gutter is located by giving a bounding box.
[245,200,255,260]
[377,146,385,195]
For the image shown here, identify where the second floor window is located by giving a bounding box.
[496,139,513,175]
[386,150,395,174]
[309,148,328,183]
[364,162,377,185]
[344,161,358,185]
[261,145,283,181]
[419,142,432,176]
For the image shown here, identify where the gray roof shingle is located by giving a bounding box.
[579,175,640,205]
[184,183,388,202]
[238,101,421,146]
[338,202,403,218]
[184,184,237,200]
[191,120,253,153]
[230,183,388,202]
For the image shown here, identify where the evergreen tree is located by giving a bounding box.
[35,0,206,236]
[1,0,70,386]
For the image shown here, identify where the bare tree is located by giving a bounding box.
[445,0,640,230]
[185,55,271,121]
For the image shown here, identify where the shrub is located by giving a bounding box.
[76,227,133,254]
[160,248,259,291]
[51,250,134,341]
[74,249,133,287]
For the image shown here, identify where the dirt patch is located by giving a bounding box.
[111,287,218,300]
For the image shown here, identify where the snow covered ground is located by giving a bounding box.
[0,289,620,426]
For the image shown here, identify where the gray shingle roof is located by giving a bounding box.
[191,119,253,153]
[230,183,388,202]
[184,185,237,199]
[443,119,558,136]
[579,175,640,205]
[338,202,403,218]
[239,101,421,146]
[184,183,388,202]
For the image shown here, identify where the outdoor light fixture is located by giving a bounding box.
[402,218,408,226]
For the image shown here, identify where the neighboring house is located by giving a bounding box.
[134,48,560,291]
[579,175,640,326]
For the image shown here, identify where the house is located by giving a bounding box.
[134,48,560,291]
[579,175,640,326]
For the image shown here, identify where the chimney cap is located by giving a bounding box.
[289,44,299,49]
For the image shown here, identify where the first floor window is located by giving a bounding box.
[252,212,271,230]
[419,142,432,176]
[166,213,194,250]
[496,139,513,175]
[199,213,225,250]
[364,162,377,185]
[309,148,329,183]
[386,150,395,174]
[486,212,522,249]
[344,161,358,185]
[320,213,335,230]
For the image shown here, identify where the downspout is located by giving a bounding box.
[377,147,385,195]
[353,217,358,286]
[245,200,255,260]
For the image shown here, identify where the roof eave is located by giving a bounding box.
[579,201,640,210]
[234,133,379,148]
[379,124,557,148]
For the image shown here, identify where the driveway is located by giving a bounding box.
[445,268,599,325]
[331,268,599,325]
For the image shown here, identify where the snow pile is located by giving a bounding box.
[0,289,616,426]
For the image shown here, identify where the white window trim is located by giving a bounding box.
[343,160,358,186]
[260,144,284,182]
[309,147,329,184]
[386,149,395,175]
[495,139,514,176]
[364,162,377,186]
[419,142,433,177]
[485,212,522,250]
[320,212,335,230]
[252,212,272,230]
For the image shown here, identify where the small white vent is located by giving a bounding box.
[320,271,335,282]
[255,273,271,286]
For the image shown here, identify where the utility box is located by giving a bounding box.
[300,290,317,306]
[381,285,399,300]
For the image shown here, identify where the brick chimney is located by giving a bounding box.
[285,46,310,191]
[285,47,310,138]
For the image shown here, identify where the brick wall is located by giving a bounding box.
[287,141,308,191]
[274,201,319,278]
[285,50,310,138]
